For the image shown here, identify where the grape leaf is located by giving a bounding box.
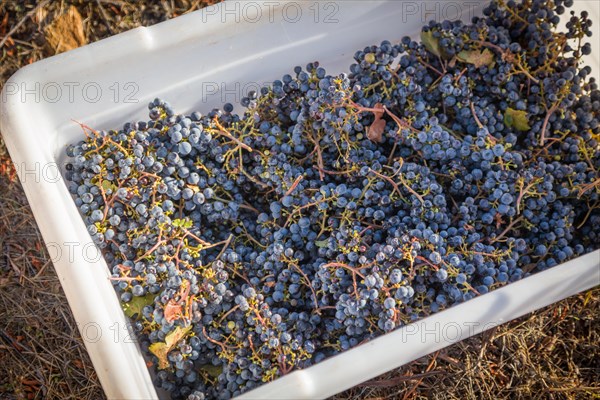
[457,49,495,68]
[164,300,183,323]
[420,30,441,57]
[315,240,329,248]
[121,293,155,319]
[367,103,386,143]
[172,218,193,229]
[367,119,386,143]
[504,108,531,131]
[100,180,117,192]
[149,325,193,370]
[200,364,223,378]
[371,103,385,120]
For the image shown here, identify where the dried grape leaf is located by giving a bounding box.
[44,5,87,54]
[367,103,386,143]
[457,49,495,68]
[368,119,386,143]
[371,103,385,119]
[164,300,183,323]
[504,108,531,131]
[149,325,193,370]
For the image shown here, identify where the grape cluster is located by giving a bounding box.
[65,0,599,398]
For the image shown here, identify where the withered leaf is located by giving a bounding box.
[149,325,193,370]
[164,300,183,323]
[371,103,385,119]
[457,49,495,69]
[44,5,87,54]
[367,119,386,143]
[367,103,386,143]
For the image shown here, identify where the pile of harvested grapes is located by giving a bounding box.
[65,0,599,398]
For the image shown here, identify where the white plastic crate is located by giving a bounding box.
[1,1,598,399]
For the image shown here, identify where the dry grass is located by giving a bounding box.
[0,1,598,399]
[333,288,600,400]
[0,156,104,399]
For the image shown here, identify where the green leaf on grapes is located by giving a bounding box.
[199,364,223,378]
[420,30,441,57]
[315,240,329,248]
[172,218,193,229]
[122,293,155,319]
[100,180,117,192]
[456,49,495,68]
[504,108,531,131]
[149,325,193,370]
